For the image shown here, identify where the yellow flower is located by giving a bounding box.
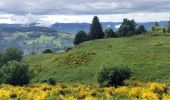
[0,89,12,99]
[129,87,142,98]
[148,82,166,93]
[0,82,169,99]
[141,91,159,100]
[162,94,170,100]
[104,87,115,97]
[85,96,96,100]
[34,91,48,100]
[40,83,52,91]
[67,96,77,100]
[114,86,129,95]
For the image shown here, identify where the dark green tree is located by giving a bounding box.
[163,28,166,34]
[104,29,116,38]
[118,19,137,36]
[167,18,170,33]
[155,22,159,26]
[136,25,146,35]
[73,30,88,45]
[0,61,31,86]
[0,53,3,67]
[1,46,23,66]
[89,16,104,40]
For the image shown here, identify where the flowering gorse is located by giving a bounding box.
[0,82,170,100]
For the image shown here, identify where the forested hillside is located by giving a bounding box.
[0,26,74,55]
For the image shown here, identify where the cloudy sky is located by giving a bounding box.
[0,0,170,26]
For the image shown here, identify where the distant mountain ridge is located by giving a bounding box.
[0,21,167,34]
[50,22,120,34]
[50,21,168,34]
[0,26,57,33]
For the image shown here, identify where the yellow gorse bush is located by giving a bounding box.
[129,87,142,98]
[53,51,95,66]
[163,94,170,100]
[148,82,167,93]
[114,86,129,95]
[0,82,170,100]
[141,90,159,100]
[0,89,11,99]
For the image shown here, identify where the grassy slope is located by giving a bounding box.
[25,35,170,84]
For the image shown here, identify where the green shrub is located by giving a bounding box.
[104,29,116,38]
[97,65,131,87]
[0,46,23,66]
[65,47,73,52]
[48,78,56,85]
[42,49,53,53]
[0,61,31,86]
[74,30,88,45]
[42,78,56,85]
[30,51,37,55]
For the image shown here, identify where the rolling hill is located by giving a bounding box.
[25,34,170,84]
[0,26,74,55]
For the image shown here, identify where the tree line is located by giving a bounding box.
[74,16,170,45]
[73,16,146,45]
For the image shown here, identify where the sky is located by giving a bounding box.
[0,0,170,26]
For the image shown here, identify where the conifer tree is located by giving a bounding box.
[89,16,104,40]
[155,22,159,26]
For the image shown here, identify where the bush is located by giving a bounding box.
[42,49,53,53]
[30,51,37,55]
[104,29,116,38]
[1,46,23,66]
[42,78,56,85]
[0,61,31,86]
[48,78,56,85]
[97,65,131,87]
[65,47,73,52]
[73,31,88,45]
[136,25,147,35]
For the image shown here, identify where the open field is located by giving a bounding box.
[25,35,170,83]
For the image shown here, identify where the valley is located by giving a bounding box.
[0,26,74,55]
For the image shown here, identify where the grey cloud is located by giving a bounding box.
[0,0,170,15]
